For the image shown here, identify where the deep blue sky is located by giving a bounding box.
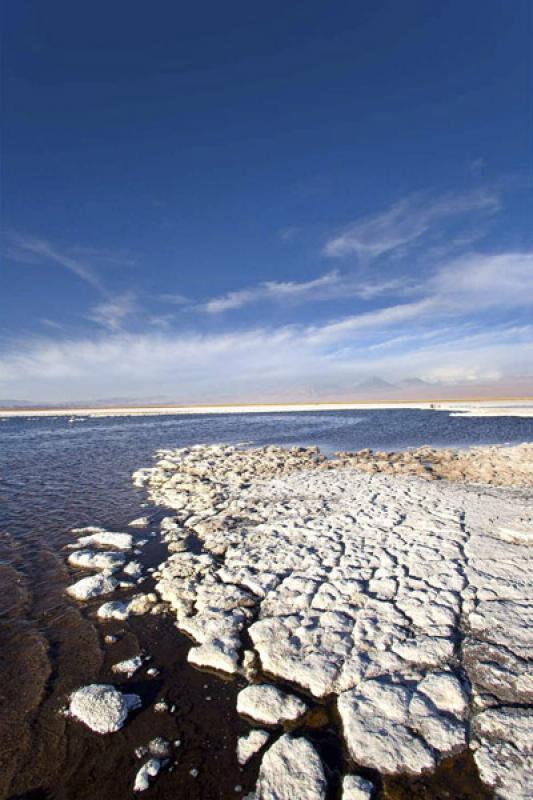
[1,0,532,403]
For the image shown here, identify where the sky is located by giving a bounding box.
[1,0,532,404]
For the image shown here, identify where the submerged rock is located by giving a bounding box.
[68,684,141,733]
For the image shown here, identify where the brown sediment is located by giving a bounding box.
[382,751,494,799]
[334,442,533,487]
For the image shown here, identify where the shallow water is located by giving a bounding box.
[0,409,531,799]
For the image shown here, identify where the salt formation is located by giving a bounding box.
[342,775,374,800]
[237,684,308,726]
[68,684,141,733]
[111,655,144,677]
[133,759,161,792]
[253,735,326,799]
[97,593,157,620]
[237,730,270,765]
[134,443,532,797]
[124,560,143,578]
[66,573,118,601]
[68,549,126,572]
[70,527,133,550]
[129,516,150,527]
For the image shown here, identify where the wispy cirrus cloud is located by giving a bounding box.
[5,233,108,294]
[86,292,137,332]
[197,271,401,313]
[5,233,138,332]
[323,188,499,260]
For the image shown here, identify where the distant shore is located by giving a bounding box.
[1,398,533,418]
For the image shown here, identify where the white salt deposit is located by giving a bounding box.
[134,443,533,795]
[342,775,374,800]
[124,560,143,578]
[111,655,144,677]
[237,684,308,726]
[66,573,118,601]
[72,530,133,550]
[253,735,326,799]
[133,758,161,792]
[129,516,149,528]
[97,593,156,620]
[68,549,126,572]
[68,684,141,733]
[237,730,270,765]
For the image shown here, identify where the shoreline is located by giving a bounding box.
[1,398,533,418]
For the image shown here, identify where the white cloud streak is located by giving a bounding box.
[323,189,499,259]
[197,271,401,313]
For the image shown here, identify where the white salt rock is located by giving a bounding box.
[68,684,140,733]
[342,775,374,800]
[129,516,150,528]
[68,549,126,572]
[148,737,172,757]
[112,656,143,677]
[75,531,133,550]
[124,561,143,578]
[237,684,308,725]
[255,735,326,799]
[134,758,161,792]
[417,671,469,717]
[237,730,270,765]
[66,573,118,601]
[98,600,132,620]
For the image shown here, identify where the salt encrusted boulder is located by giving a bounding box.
[72,530,133,550]
[134,758,161,792]
[97,593,156,620]
[471,706,533,800]
[342,775,374,800]
[68,684,141,733]
[66,573,118,601]
[254,735,326,799]
[124,560,143,578]
[68,549,126,572]
[237,730,270,765]
[237,684,308,726]
[111,655,144,677]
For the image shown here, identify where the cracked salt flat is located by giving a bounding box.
[136,444,532,798]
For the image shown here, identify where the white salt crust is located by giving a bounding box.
[134,444,532,797]
[68,684,141,733]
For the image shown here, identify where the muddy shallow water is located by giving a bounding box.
[1,410,532,799]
